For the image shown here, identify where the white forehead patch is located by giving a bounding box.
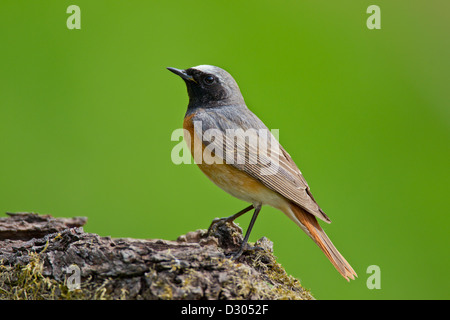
[191,65,219,74]
[191,65,228,83]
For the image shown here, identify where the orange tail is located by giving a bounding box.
[288,203,357,281]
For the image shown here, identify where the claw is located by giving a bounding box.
[229,243,265,261]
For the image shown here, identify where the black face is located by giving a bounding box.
[167,65,245,110]
[183,68,230,107]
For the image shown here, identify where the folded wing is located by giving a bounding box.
[192,107,331,223]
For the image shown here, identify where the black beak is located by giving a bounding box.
[167,67,196,83]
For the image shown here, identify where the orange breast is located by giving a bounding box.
[182,114,288,208]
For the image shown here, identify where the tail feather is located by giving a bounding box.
[288,203,357,281]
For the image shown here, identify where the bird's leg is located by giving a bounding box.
[207,205,254,234]
[231,204,262,260]
[224,204,254,223]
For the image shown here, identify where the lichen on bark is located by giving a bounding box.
[0,212,314,300]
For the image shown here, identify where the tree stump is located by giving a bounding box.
[0,212,313,300]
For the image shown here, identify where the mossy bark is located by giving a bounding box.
[0,212,314,300]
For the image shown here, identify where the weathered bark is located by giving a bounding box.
[0,212,313,300]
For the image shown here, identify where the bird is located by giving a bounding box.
[167,65,357,281]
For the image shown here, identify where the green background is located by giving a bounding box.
[1,1,449,300]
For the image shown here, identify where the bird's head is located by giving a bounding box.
[167,65,245,108]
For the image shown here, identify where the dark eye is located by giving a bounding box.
[203,75,215,85]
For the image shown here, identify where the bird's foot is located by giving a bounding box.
[207,216,240,236]
[229,242,265,261]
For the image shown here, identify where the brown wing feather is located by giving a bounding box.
[238,135,331,223]
[193,110,331,223]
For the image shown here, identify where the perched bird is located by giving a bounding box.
[167,65,357,281]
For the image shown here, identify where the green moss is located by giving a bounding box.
[239,242,314,300]
[145,268,174,300]
[0,233,313,300]
[1,253,60,300]
[0,253,117,300]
